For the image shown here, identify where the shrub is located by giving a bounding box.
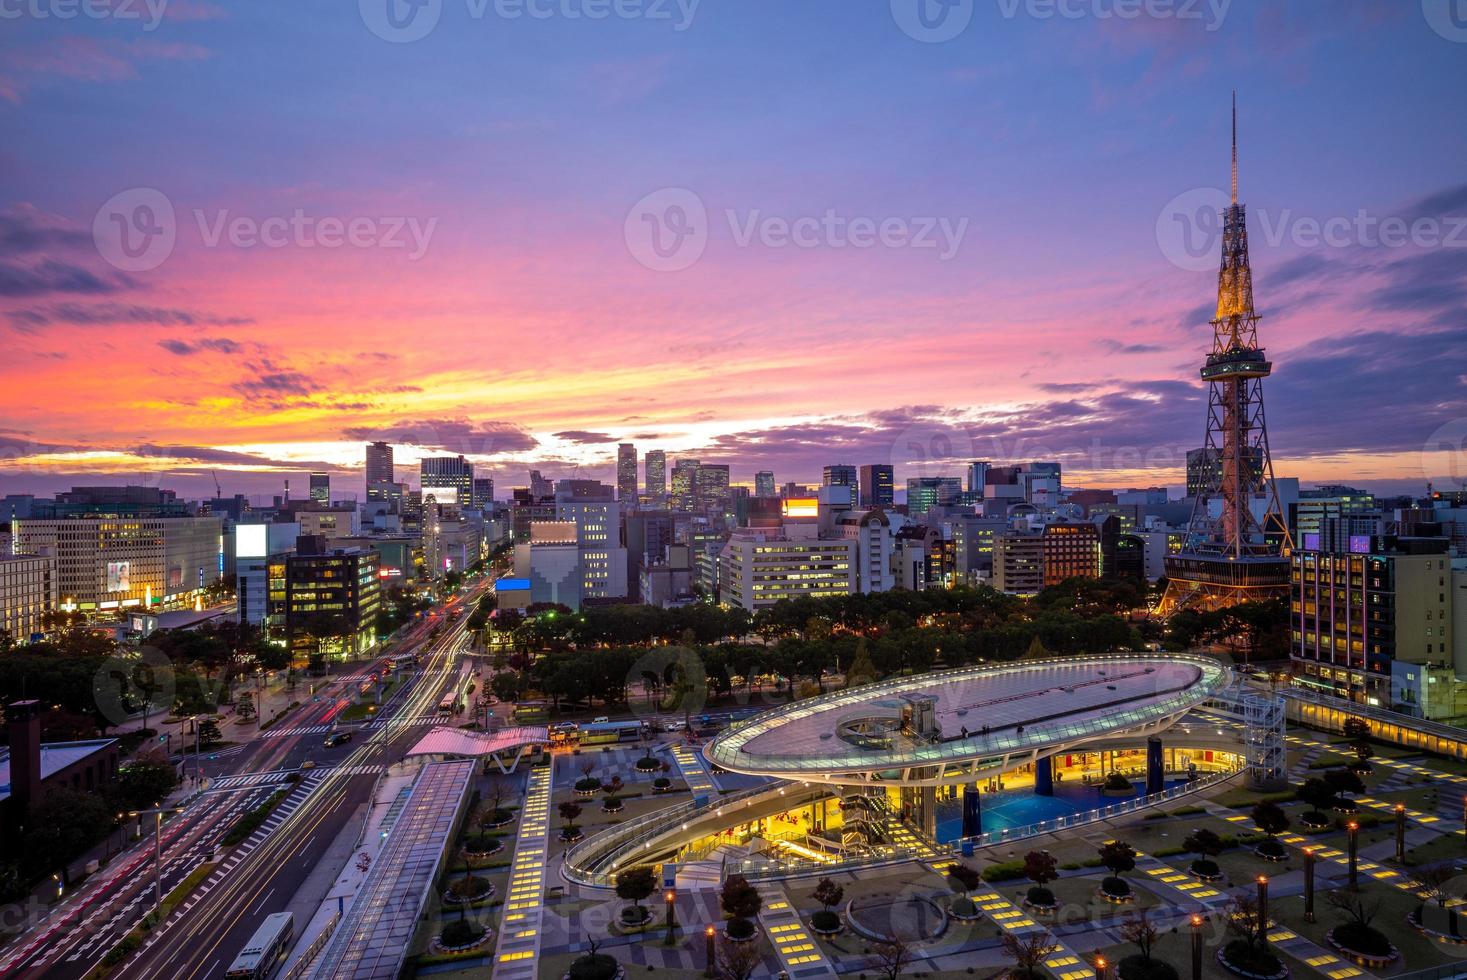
[440,919,486,947]
[1025,885,1055,907]
[1221,939,1281,976]
[981,860,1026,883]
[1119,954,1179,980]
[575,777,603,793]
[1331,922,1393,957]
[1103,772,1133,792]
[568,953,621,980]
[1101,875,1131,897]
[652,777,672,789]
[725,916,756,940]
[810,909,841,932]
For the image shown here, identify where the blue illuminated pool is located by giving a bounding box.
[934,777,1191,842]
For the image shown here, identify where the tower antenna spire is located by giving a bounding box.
[1231,90,1238,204]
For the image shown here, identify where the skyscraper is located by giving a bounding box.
[695,464,730,510]
[670,458,699,509]
[308,472,330,504]
[823,464,857,494]
[754,471,776,499]
[645,450,667,497]
[472,477,494,508]
[906,476,962,517]
[617,443,638,502]
[859,464,894,508]
[421,455,473,508]
[365,441,393,487]
[1159,97,1291,616]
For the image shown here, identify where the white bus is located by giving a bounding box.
[225,911,293,979]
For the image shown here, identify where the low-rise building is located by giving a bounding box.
[0,554,56,642]
[718,529,855,612]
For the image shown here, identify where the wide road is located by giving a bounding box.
[0,581,490,980]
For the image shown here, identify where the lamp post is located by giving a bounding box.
[130,806,179,916]
[1190,915,1204,980]
[1395,803,1407,863]
[1347,821,1360,888]
[1256,875,1269,949]
[664,889,677,945]
[1095,955,1109,980]
[1303,848,1316,922]
[704,925,716,977]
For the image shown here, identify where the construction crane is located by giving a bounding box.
[211,470,222,499]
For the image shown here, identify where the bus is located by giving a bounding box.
[225,911,293,979]
[578,720,647,746]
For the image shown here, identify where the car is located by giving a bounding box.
[300,760,316,770]
[592,716,610,724]
[324,731,353,747]
[664,720,685,732]
[550,722,579,735]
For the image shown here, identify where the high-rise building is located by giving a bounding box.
[859,464,894,508]
[420,455,473,509]
[267,544,381,662]
[0,554,56,642]
[966,461,989,495]
[670,459,700,509]
[695,464,731,511]
[754,471,776,499]
[472,477,495,508]
[309,472,330,504]
[645,450,667,497]
[823,465,857,493]
[1160,98,1291,616]
[906,476,962,517]
[617,443,638,502]
[365,441,394,488]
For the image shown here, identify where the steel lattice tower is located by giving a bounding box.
[1158,95,1293,617]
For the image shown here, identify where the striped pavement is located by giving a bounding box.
[490,765,554,979]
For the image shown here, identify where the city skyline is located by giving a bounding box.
[2,3,1465,499]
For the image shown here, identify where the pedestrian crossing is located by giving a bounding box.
[210,768,299,790]
[258,714,444,739]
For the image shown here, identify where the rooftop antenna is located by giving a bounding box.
[1230,89,1238,205]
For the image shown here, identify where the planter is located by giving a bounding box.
[431,925,493,954]
[1098,878,1134,904]
[1326,927,1398,968]
[809,910,843,936]
[1216,945,1288,980]
[443,879,496,905]
[562,958,627,980]
[1022,898,1060,915]
[560,829,585,844]
[1189,859,1224,882]
[723,919,759,943]
[1409,905,1467,945]
[652,782,675,794]
[601,800,625,814]
[462,838,505,859]
[635,758,661,773]
[618,906,654,932]
[1299,812,1331,830]
[1253,842,1289,863]
[949,897,983,922]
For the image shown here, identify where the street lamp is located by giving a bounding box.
[1190,915,1203,980]
[1095,955,1109,980]
[1303,848,1316,922]
[664,889,678,944]
[1256,875,1269,948]
[130,805,185,916]
[1346,821,1360,888]
[1395,803,1407,863]
[704,924,716,977]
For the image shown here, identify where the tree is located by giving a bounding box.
[197,718,223,748]
[1252,800,1291,837]
[615,866,657,921]
[1001,929,1057,980]
[946,861,982,896]
[1326,767,1366,807]
[812,876,844,913]
[1098,839,1136,898]
[714,934,762,980]
[1324,890,1390,956]
[1417,864,1458,909]
[1120,909,1162,963]
[1297,777,1338,822]
[868,936,913,980]
[1183,827,1224,877]
[1223,892,1276,973]
[720,874,762,938]
[1023,849,1058,906]
[1343,717,1374,770]
[558,801,582,840]
[845,638,879,688]
[109,760,179,812]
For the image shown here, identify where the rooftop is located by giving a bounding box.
[704,654,1228,779]
[0,738,118,803]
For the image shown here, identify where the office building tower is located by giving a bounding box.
[472,477,495,508]
[906,476,962,517]
[719,532,855,612]
[529,470,554,499]
[858,464,894,508]
[966,461,989,495]
[823,465,858,493]
[267,543,381,661]
[420,455,473,509]
[309,472,330,504]
[365,441,394,488]
[695,464,730,511]
[670,459,700,509]
[616,443,638,502]
[645,450,667,497]
[754,471,776,499]
[0,554,56,642]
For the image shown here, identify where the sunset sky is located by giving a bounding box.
[2,0,1465,501]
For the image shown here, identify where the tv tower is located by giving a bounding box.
[1158,95,1292,616]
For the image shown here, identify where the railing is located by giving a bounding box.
[954,762,1243,851]
[281,909,340,980]
[562,783,782,887]
[1394,965,1467,980]
[706,653,1232,775]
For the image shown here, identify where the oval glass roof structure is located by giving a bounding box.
[704,654,1230,785]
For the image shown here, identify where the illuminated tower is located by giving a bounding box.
[1159,95,1292,616]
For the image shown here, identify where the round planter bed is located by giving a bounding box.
[1098,878,1135,904]
[461,838,505,859]
[1189,859,1224,882]
[562,957,627,980]
[634,757,661,773]
[617,906,654,932]
[1216,943,1288,979]
[1021,886,1058,915]
[432,922,493,954]
[559,829,585,844]
[1298,812,1331,831]
[1253,840,1289,863]
[601,800,625,814]
[651,779,674,794]
[443,879,496,905]
[723,918,759,943]
[1326,926,1398,968]
[809,910,843,937]
[949,896,983,922]
[1408,905,1467,945]
[480,811,516,830]
[1332,801,1359,814]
